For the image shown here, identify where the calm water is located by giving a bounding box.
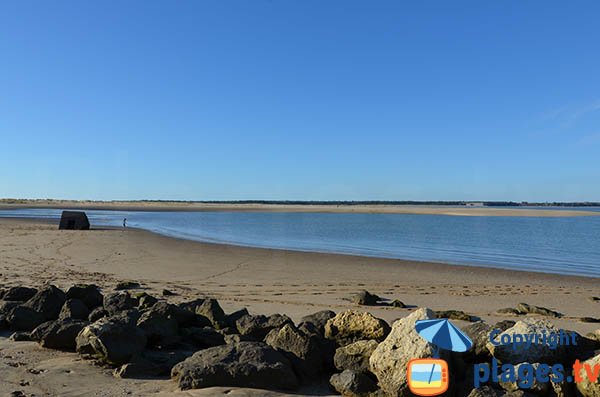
[1,208,599,277]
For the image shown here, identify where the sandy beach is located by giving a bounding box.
[1,218,599,396]
[1,200,598,217]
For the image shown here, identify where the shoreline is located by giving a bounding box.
[1,202,599,217]
[3,215,599,279]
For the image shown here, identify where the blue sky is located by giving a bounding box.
[1,1,599,201]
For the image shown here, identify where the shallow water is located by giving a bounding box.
[1,208,599,277]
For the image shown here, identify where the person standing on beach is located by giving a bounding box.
[123,218,127,228]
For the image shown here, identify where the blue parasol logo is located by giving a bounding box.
[415,318,473,355]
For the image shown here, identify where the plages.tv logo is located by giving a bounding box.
[407,318,473,396]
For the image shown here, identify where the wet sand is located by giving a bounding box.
[0,218,598,396]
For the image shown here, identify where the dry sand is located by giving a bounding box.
[0,218,598,396]
[1,200,598,217]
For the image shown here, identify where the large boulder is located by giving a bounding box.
[299,310,336,335]
[369,308,445,397]
[59,299,90,321]
[330,369,379,397]
[136,305,179,347]
[463,322,494,360]
[180,327,225,349]
[114,350,192,379]
[486,319,568,365]
[30,319,88,351]
[235,314,293,341]
[22,285,66,320]
[103,291,136,315]
[334,339,379,372]
[0,300,22,315]
[194,298,227,329]
[171,342,299,391]
[66,284,103,310]
[576,353,600,397]
[6,306,46,331]
[88,307,108,322]
[325,310,390,346]
[265,323,324,380]
[2,287,37,302]
[76,314,147,365]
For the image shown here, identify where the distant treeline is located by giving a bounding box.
[133,200,600,207]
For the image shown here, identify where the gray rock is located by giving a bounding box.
[435,309,475,322]
[0,300,22,315]
[76,314,147,365]
[31,319,88,351]
[467,386,504,397]
[2,287,37,302]
[194,298,227,329]
[59,299,90,321]
[22,285,66,320]
[103,291,136,315]
[369,308,447,397]
[115,281,141,290]
[88,307,108,322]
[152,301,210,328]
[325,310,390,347]
[136,306,179,347]
[515,303,562,318]
[334,339,379,372]
[171,341,298,391]
[6,306,46,331]
[299,310,336,334]
[9,331,32,342]
[498,362,550,395]
[390,300,405,308]
[114,350,192,379]
[352,290,380,306]
[330,369,379,397]
[265,323,323,380]
[180,326,225,349]
[235,313,294,341]
[463,321,494,359]
[136,293,158,310]
[66,284,103,310]
[226,308,249,327]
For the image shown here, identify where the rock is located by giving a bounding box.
[589,296,600,302]
[330,369,379,397]
[369,308,446,397]
[136,306,179,347]
[194,298,227,329]
[580,317,600,323]
[299,310,336,334]
[498,362,549,395]
[0,300,22,315]
[162,289,176,296]
[171,342,298,391]
[136,293,158,310]
[486,319,567,365]
[6,306,46,331]
[180,326,225,349]
[66,284,103,310]
[76,314,147,365]
[151,301,209,328]
[115,281,141,290]
[587,329,600,342]
[390,300,405,308]
[88,307,108,322]
[467,386,504,397]
[22,285,66,320]
[114,350,192,379]
[334,339,379,372]
[463,321,494,359]
[575,353,600,397]
[2,287,37,302]
[435,309,475,322]
[352,290,381,306]
[9,331,32,341]
[31,319,87,351]
[325,310,390,346]
[235,314,294,341]
[226,308,249,327]
[59,299,90,321]
[103,291,136,315]
[0,314,6,329]
[496,307,522,316]
[515,303,562,318]
[494,320,516,331]
[265,323,323,379]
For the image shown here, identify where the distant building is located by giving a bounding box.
[465,202,485,207]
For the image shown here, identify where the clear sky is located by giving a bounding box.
[1,1,599,201]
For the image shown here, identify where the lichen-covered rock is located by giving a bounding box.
[66,284,103,310]
[171,342,298,391]
[576,354,600,397]
[369,308,445,397]
[334,339,379,372]
[325,310,390,346]
[330,369,379,397]
[76,314,147,365]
